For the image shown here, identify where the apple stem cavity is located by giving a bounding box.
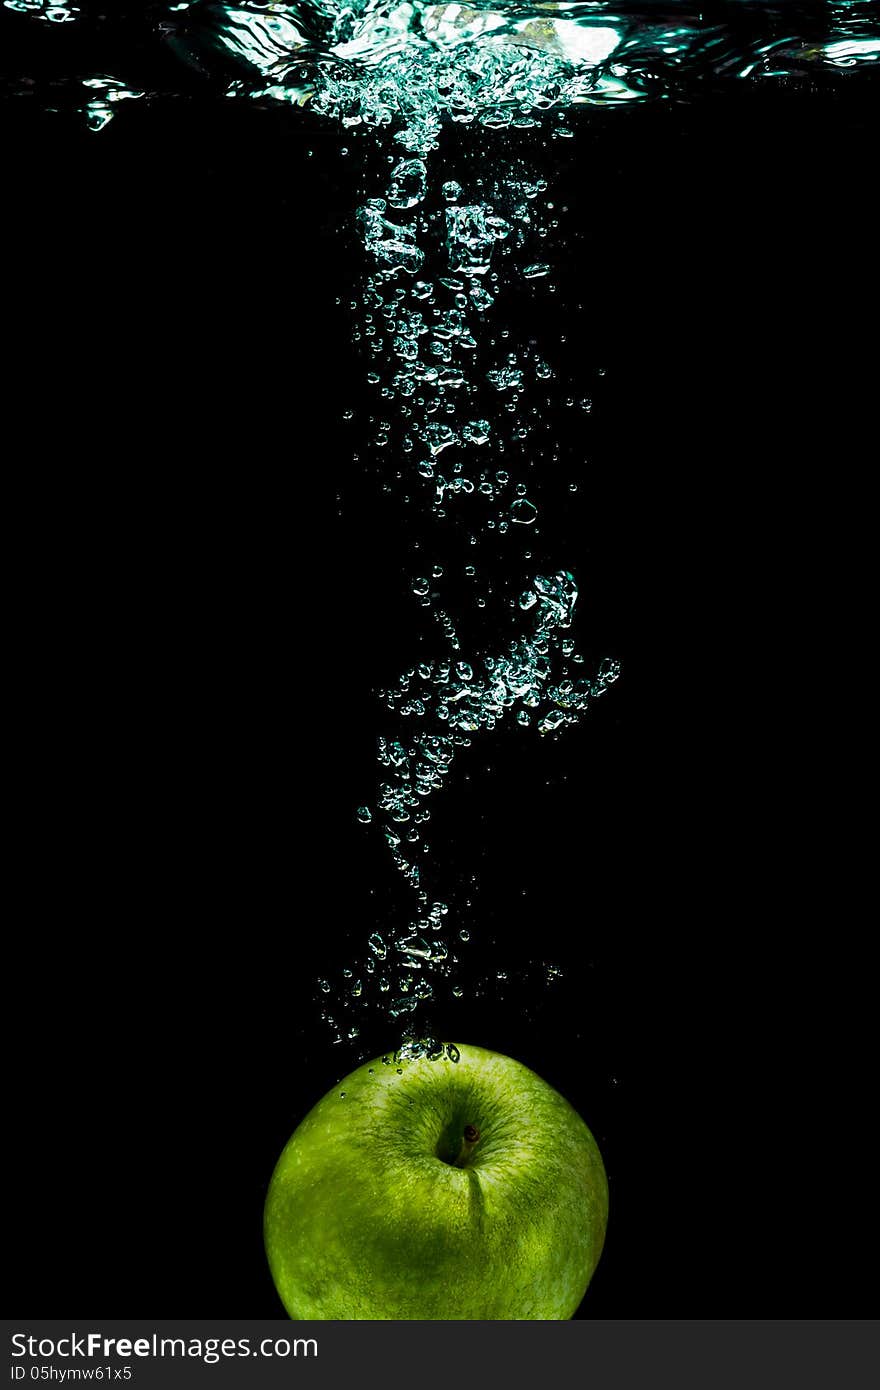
[454,1124,481,1167]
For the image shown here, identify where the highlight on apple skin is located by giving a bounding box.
[264,1042,608,1319]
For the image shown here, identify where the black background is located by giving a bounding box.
[3,7,875,1318]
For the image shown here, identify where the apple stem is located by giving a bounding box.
[454,1124,480,1167]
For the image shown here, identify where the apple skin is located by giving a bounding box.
[264,1042,608,1319]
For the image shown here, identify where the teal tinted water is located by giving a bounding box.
[178,2,880,111]
[5,3,880,122]
[5,0,877,1051]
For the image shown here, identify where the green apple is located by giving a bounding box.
[264,1042,608,1319]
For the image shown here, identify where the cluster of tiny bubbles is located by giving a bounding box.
[284,3,635,1051]
[320,570,620,1044]
[328,1041,461,1072]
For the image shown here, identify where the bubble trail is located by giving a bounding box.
[9,0,875,1043]
[244,0,876,1047]
[298,15,632,1047]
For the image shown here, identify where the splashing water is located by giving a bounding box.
[5,0,878,1048]
[173,2,880,114]
[4,4,880,122]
